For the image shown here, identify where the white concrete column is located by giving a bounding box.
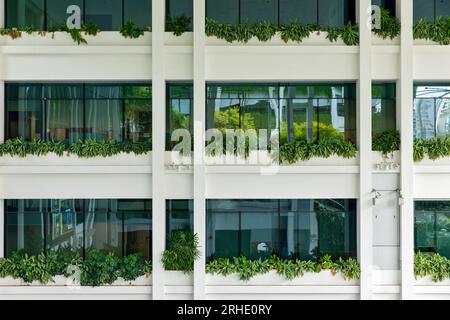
[357,0,373,300]
[193,0,206,300]
[398,0,415,301]
[0,0,5,28]
[152,0,166,301]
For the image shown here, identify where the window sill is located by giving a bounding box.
[0,275,152,287]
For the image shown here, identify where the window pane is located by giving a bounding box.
[6,0,45,29]
[124,99,152,143]
[84,199,122,256]
[167,84,193,149]
[436,98,450,138]
[436,0,450,18]
[372,98,396,134]
[414,98,437,140]
[319,0,347,27]
[167,0,193,31]
[206,202,240,260]
[46,199,84,255]
[85,85,123,142]
[45,85,84,145]
[206,0,239,24]
[240,0,278,24]
[280,98,318,142]
[121,200,152,260]
[280,0,318,25]
[85,0,122,31]
[414,0,435,22]
[47,0,84,29]
[6,200,45,256]
[124,0,152,29]
[166,200,193,238]
[6,100,43,140]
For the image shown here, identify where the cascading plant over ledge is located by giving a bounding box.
[413,136,450,162]
[372,130,400,157]
[414,252,450,282]
[162,231,200,273]
[205,255,360,282]
[205,18,360,46]
[0,138,151,158]
[0,249,152,287]
[413,16,450,45]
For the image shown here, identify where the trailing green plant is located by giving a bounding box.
[60,23,101,45]
[372,8,401,40]
[166,15,192,36]
[414,252,450,282]
[413,137,450,162]
[205,255,360,281]
[372,130,400,156]
[120,19,145,39]
[162,231,200,273]
[205,18,359,45]
[0,138,151,158]
[413,17,450,45]
[0,249,152,286]
[278,137,357,164]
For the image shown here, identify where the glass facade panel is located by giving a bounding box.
[206,199,357,261]
[436,0,450,18]
[415,201,450,259]
[46,0,84,29]
[166,83,193,149]
[372,0,396,16]
[206,0,240,24]
[166,0,193,31]
[240,0,278,24]
[372,83,397,134]
[124,0,152,29]
[166,200,194,239]
[413,85,450,140]
[6,0,45,29]
[5,199,152,260]
[318,0,347,27]
[85,0,122,30]
[280,0,317,25]
[5,83,152,146]
[413,0,450,21]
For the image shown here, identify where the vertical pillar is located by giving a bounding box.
[398,0,415,301]
[0,0,4,28]
[0,0,5,259]
[357,0,373,300]
[193,0,206,300]
[152,0,166,301]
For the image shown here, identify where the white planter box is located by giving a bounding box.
[0,31,152,46]
[414,39,443,46]
[372,151,400,172]
[164,32,193,46]
[0,276,22,286]
[372,36,400,45]
[415,276,450,286]
[0,153,151,166]
[164,271,193,286]
[0,275,152,287]
[415,156,450,166]
[206,270,359,286]
[206,32,346,46]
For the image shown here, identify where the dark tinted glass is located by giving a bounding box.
[46,0,84,29]
[414,0,435,21]
[280,0,318,25]
[206,0,239,24]
[124,0,152,29]
[319,0,347,27]
[166,0,193,31]
[240,0,278,24]
[6,0,45,29]
[436,0,450,18]
[372,83,396,134]
[85,0,122,30]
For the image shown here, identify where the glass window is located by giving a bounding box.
[372,83,396,135]
[415,201,450,259]
[120,200,152,260]
[206,0,239,24]
[319,0,347,27]
[414,0,436,22]
[166,200,194,239]
[44,84,84,145]
[240,0,278,24]
[46,0,84,29]
[414,85,450,140]
[206,199,357,261]
[166,0,193,31]
[124,0,152,29]
[372,0,396,16]
[6,200,45,256]
[436,0,450,18]
[46,199,84,255]
[6,0,45,29]
[280,0,318,25]
[124,85,152,143]
[85,0,122,31]
[166,83,193,150]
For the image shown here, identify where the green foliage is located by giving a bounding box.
[278,137,357,164]
[372,8,401,40]
[166,15,192,36]
[206,255,361,282]
[413,17,450,45]
[205,18,359,45]
[0,28,23,39]
[0,249,151,286]
[60,23,101,45]
[0,138,151,158]
[162,231,200,273]
[372,130,400,156]
[120,19,145,39]
[414,252,450,282]
[413,137,450,162]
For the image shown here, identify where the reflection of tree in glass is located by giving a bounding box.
[214,107,256,133]
[280,121,344,143]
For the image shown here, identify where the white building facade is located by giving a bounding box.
[0,0,449,300]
